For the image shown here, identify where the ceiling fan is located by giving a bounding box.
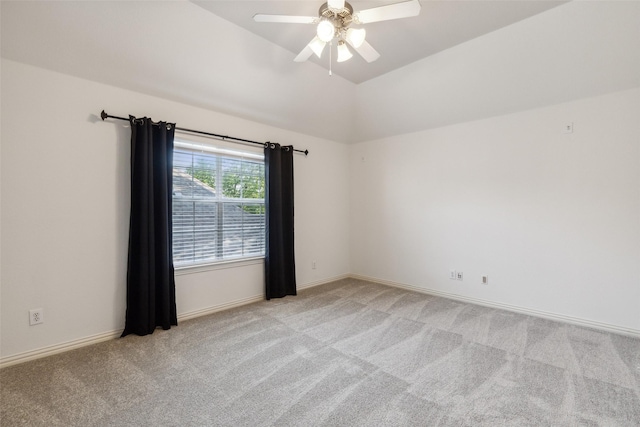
[253,0,421,64]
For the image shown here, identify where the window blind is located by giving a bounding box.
[172,144,265,267]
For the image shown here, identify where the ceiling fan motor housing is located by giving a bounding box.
[319,1,354,30]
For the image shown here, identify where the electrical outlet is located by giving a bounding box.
[29,308,44,326]
[482,275,489,285]
[449,269,457,280]
[456,271,464,281]
[312,261,316,270]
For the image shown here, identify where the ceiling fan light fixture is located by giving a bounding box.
[337,41,353,62]
[345,27,366,48]
[309,37,327,58]
[316,19,335,42]
[255,0,420,68]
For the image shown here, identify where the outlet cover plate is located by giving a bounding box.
[29,308,44,325]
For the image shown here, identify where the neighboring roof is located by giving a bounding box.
[173,170,216,199]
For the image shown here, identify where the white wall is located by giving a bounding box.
[350,87,640,333]
[0,2,4,361]
[354,1,640,142]
[0,0,356,144]
[0,59,350,362]
[2,1,639,366]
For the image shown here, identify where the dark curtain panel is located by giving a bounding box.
[122,116,177,337]
[264,143,297,300]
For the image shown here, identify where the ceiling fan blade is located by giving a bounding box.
[294,37,327,62]
[294,45,314,62]
[294,37,323,62]
[349,39,380,63]
[355,0,421,24]
[253,14,317,24]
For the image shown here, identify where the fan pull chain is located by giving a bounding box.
[329,40,332,76]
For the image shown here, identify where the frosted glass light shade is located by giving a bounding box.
[309,37,326,58]
[337,41,353,62]
[346,28,366,48]
[317,20,335,42]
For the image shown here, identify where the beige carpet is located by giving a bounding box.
[2,278,640,426]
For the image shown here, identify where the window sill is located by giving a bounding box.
[175,257,264,276]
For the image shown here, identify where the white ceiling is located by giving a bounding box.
[193,0,567,83]
[2,1,639,143]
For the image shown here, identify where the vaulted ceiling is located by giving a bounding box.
[2,1,639,143]
[193,1,566,84]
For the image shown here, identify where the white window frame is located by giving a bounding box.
[172,140,265,270]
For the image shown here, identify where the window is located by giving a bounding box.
[172,141,265,267]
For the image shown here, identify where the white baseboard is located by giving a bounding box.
[177,295,265,322]
[350,274,640,339]
[7,271,632,368]
[298,273,351,291]
[0,273,351,369]
[0,329,123,369]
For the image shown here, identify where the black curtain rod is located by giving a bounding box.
[100,110,309,156]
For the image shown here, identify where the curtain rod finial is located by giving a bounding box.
[100,110,108,121]
[304,150,309,156]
